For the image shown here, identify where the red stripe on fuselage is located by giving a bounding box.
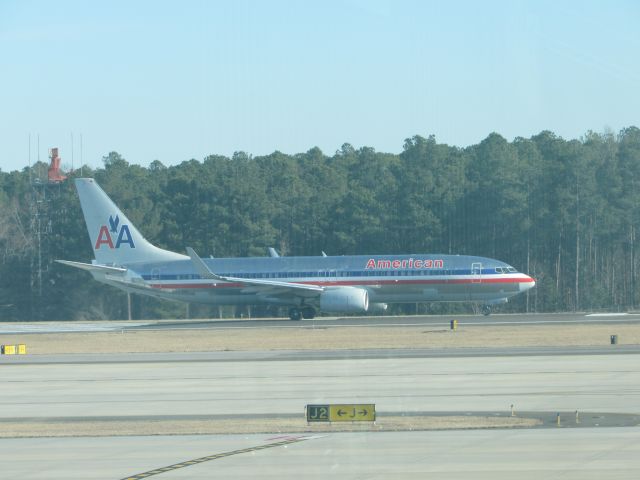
[149,277,534,290]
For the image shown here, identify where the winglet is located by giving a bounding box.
[186,247,224,281]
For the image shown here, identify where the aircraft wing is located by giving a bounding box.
[186,247,324,295]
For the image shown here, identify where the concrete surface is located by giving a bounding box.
[1,313,638,479]
[1,351,638,418]
[2,429,640,479]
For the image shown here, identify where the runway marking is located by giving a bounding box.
[119,436,311,479]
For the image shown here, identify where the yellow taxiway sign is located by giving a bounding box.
[306,404,376,422]
[329,404,375,422]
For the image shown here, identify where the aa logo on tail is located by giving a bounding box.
[95,215,135,249]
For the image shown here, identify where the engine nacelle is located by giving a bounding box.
[319,287,369,313]
[368,302,388,313]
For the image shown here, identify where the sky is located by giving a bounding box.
[1,0,639,172]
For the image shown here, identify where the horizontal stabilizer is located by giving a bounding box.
[56,260,127,275]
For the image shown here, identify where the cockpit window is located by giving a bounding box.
[495,267,504,273]
[507,267,517,273]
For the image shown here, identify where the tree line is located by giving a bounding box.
[1,127,639,320]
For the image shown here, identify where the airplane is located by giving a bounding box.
[58,178,536,320]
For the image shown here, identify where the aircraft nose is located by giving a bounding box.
[520,275,536,291]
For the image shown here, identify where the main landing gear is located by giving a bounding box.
[288,306,316,321]
[481,304,492,316]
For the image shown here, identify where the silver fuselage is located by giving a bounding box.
[92,253,535,307]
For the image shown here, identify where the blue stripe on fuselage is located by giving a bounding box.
[140,268,507,281]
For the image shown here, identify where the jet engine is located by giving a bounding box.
[319,287,369,313]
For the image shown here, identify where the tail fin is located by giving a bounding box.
[75,178,187,265]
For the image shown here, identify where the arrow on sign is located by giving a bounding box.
[336,408,368,418]
[328,404,375,422]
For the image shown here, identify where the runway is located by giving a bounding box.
[135,312,640,331]
[2,344,640,478]
[2,312,640,334]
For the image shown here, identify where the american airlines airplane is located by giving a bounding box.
[58,178,536,320]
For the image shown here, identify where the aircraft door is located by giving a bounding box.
[471,262,482,283]
[151,268,161,281]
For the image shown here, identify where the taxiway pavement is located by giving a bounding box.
[1,314,639,478]
[2,426,640,479]
[2,350,638,419]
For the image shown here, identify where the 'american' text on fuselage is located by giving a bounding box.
[365,258,444,270]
